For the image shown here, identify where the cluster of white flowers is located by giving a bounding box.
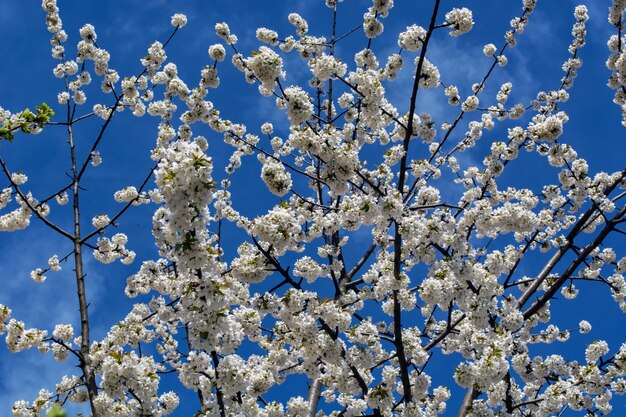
[93,233,135,264]
[256,27,279,46]
[142,41,167,75]
[153,135,222,271]
[91,346,177,416]
[10,173,27,185]
[0,188,11,210]
[260,155,292,196]
[52,324,73,341]
[288,13,308,36]
[113,186,139,203]
[398,24,427,51]
[208,43,226,62]
[445,85,460,106]
[461,95,479,112]
[417,58,440,89]
[52,61,78,79]
[170,13,187,28]
[606,2,626,125]
[445,8,474,36]
[363,11,384,39]
[528,112,568,142]
[496,82,513,104]
[261,122,273,135]
[47,255,61,271]
[215,22,230,41]
[54,192,68,205]
[5,319,47,353]
[90,150,102,166]
[346,68,388,129]
[30,268,46,283]
[371,0,394,16]
[249,206,302,256]
[230,242,271,283]
[483,43,497,57]
[309,54,347,82]
[2,1,625,417]
[245,46,284,94]
[293,256,327,283]
[383,53,403,80]
[91,213,110,229]
[278,86,313,126]
[0,192,38,232]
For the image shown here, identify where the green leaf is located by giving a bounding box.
[0,102,55,142]
[47,404,68,417]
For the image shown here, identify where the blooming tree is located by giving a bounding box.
[1,0,626,416]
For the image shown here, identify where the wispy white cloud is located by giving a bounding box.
[0,227,106,413]
[0,349,90,415]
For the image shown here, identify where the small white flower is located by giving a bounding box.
[55,192,69,206]
[171,13,187,28]
[462,95,479,112]
[114,186,138,203]
[92,214,110,229]
[256,27,279,45]
[53,324,73,341]
[215,22,231,41]
[445,8,474,36]
[208,44,226,62]
[30,268,46,283]
[91,151,102,167]
[57,91,70,104]
[288,13,308,36]
[79,24,96,41]
[11,173,27,186]
[261,123,273,135]
[483,43,497,57]
[48,255,61,271]
[579,320,592,334]
[398,24,427,51]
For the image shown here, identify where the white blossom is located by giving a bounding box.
[170,13,187,28]
[445,7,474,36]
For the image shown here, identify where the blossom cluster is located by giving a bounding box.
[0,1,625,417]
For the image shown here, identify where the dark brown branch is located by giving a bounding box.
[0,157,74,240]
[523,205,626,319]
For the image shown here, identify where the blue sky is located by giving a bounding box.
[0,0,625,416]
